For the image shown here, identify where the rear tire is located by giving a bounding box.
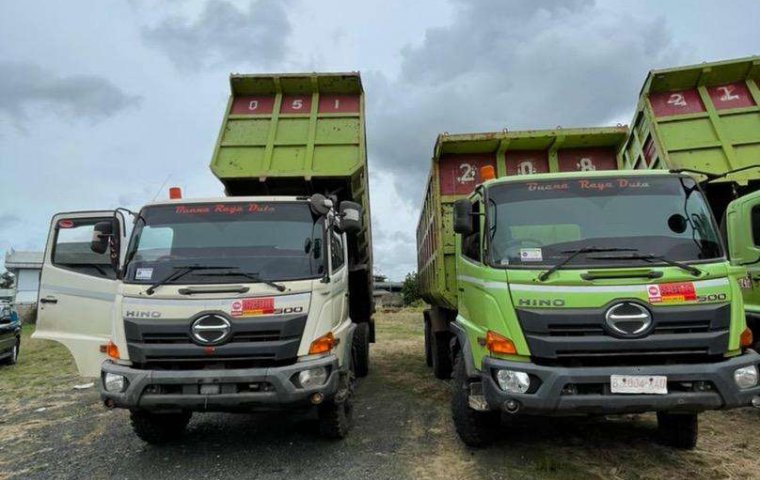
[352,322,370,378]
[423,315,433,367]
[657,412,698,449]
[451,352,499,447]
[431,331,452,380]
[130,410,191,444]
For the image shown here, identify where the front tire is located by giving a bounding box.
[352,322,370,378]
[319,363,355,439]
[130,410,192,444]
[657,412,698,449]
[451,352,499,447]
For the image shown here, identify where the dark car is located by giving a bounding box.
[0,303,20,366]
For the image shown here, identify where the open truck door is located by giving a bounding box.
[34,211,127,377]
[725,189,760,336]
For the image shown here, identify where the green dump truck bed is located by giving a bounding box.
[210,72,373,321]
[621,56,760,185]
[417,127,628,310]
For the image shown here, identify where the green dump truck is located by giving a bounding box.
[417,127,760,448]
[620,55,760,345]
[35,72,374,442]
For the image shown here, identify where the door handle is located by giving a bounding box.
[40,297,58,304]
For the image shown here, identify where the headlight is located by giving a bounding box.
[103,373,126,393]
[496,369,531,393]
[297,367,328,389]
[734,365,759,389]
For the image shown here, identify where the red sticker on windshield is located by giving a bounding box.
[647,282,696,303]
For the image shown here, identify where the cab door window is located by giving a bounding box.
[462,200,481,263]
[52,217,116,278]
[752,206,760,246]
[330,231,345,272]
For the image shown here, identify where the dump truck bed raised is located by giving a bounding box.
[417,127,628,310]
[210,72,373,321]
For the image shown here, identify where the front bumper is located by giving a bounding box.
[100,355,341,412]
[480,351,760,415]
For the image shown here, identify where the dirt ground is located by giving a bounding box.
[1,310,760,480]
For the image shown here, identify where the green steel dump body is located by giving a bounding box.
[210,72,373,320]
[417,127,628,310]
[621,56,760,187]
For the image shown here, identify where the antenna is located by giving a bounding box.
[151,174,172,201]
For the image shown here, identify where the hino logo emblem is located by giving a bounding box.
[191,314,232,346]
[604,302,652,338]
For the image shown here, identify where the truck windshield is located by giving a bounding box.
[486,175,723,268]
[124,202,325,283]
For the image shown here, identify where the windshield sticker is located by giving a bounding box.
[520,248,543,262]
[647,282,696,303]
[135,268,153,280]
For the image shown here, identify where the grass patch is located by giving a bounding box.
[0,324,79,401]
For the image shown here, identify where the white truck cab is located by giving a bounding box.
[34,194,364,442]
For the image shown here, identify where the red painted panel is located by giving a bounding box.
[280,95,312,114]
[557,148,618,172]
[643,136,657,163]
[708,82,755,110]
[438,154,495,195]
[650,90,705,117]
[318,95,360,113]
[230,96,275,115]
[505,151,549,176]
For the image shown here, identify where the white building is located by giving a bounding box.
[4,249,43,322]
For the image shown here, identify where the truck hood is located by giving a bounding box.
[506,262,733,309]
[119,278,315,319]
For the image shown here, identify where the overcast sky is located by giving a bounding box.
[0,0,758,280]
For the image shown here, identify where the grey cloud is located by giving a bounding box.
[0,214,21,229]
[365,0,681,198]
[0,62,141,124]
[141,0,291,71]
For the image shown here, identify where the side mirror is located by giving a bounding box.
[453,199,473,235]
[90,221,113,254]
[338,201,362,234]
[309,193,332,216]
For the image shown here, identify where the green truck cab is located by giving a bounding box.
[417,128,760,449]
[620,55,760,344]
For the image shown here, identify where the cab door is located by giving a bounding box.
[34,211,125,377]
[725,190,760,324]
[329,230,349,325]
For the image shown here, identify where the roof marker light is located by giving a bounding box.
[169,187,182,199]
[480,165,496,182]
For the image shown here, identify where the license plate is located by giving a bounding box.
[200,384,220,395]
[610,375,667,394]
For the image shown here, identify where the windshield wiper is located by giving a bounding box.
[203,270,287,292]
[587,253,702,277]
[538,247,638,282]
[144,265,236,295]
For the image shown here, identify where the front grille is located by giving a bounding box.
[124,314,307,369]
[142,330,283,344]
[518,303,730,367]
